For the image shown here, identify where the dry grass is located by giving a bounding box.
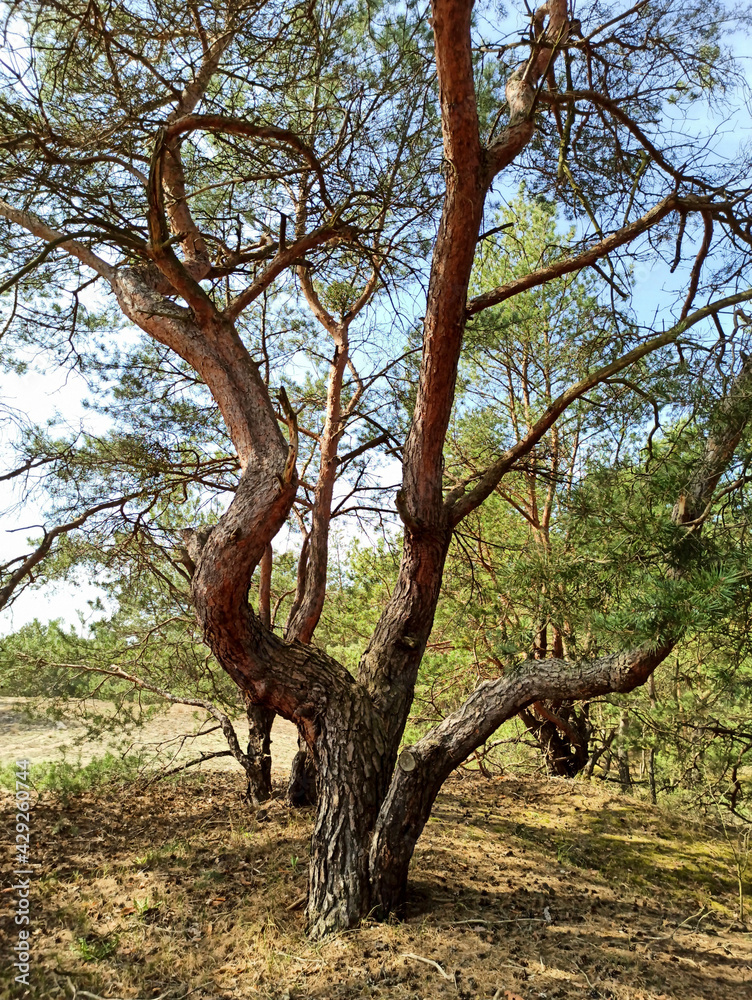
[1,770,751,1000]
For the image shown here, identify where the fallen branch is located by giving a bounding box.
[286,892,308,912]
[401,953,454,981]
[66,979,187,1000]
[146,750,235,782]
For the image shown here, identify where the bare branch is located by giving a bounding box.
[224,223,356,320]
[467,193,681,316]
[680,210,713,321]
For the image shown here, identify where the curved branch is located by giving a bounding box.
[163,113,332,209]
[680,210,713,321]
[542,89,703,186]
[158,28,234,271]
[110,267,286,472]
[0,493,142,612]
[224,223,357,320]
[34,659,254,775]
[146,127,220,325]
[0,200,114,280]
[485,0,570,180]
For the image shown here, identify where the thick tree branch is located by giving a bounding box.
[431,0,481,164]
[467,193,680,315]
[448,289,752,524]
[356,0,571,755]
[157,30,234,273]
[370,354,752,910]
[485,0,570,181]
[110,267,286,472]
[146,128,221,325]
[0,200,113,280]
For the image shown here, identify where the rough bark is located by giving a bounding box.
[287,736,317,808]
[369,641,673,913]
[244,702,275,805]
[243,545,275,803]
[368,357,752,915]
[6,0,752,944]
[357,0,489,751]
[305,691,388,938]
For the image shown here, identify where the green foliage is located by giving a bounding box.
[72,934,119,962]
[1,1,752,828]
[310,187,752,808]
[0,753,143,799]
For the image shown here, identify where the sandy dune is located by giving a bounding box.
[0,696,298,777]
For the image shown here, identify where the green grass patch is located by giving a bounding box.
[0,752,143,797]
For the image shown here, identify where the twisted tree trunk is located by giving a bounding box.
[171,0,752,934]
[519,701,591,777]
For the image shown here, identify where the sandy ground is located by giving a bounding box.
[1,771,750,1000]
[0,696,298,777]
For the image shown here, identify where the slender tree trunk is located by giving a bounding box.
[583,729,616,779]
[617,712,632,792]
[287,731,317,807]
[243,544,275,803]
[244,702,275,804]
[648,748,657,804]
[519,701,591,777]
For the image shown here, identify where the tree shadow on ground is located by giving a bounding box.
[1,770,749,1000]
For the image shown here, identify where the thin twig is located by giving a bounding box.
[401,953,454,981]
[286,892,308,912]
[66,981,184,1000]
